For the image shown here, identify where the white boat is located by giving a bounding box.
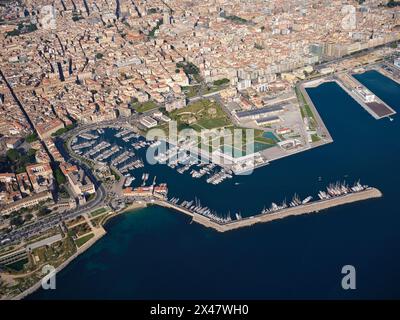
[302,196,313,204]
[124,176,135,187]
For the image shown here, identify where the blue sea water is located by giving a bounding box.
[29,71,400,299]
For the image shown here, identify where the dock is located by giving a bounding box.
[298,84,334,143]
[333,72,396,119]
[153,187,382,232]
[303,72,397,120]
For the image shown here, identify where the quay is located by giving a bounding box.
[335,73,395,119]
[303,72,396,120]
[298,84,334,144]
[152,188,382,232]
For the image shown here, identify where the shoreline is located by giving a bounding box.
[5,68,389,300]
[12,202,147,300]
[13,187,382,300]
[101,202,148,227]
[11,230,106,300]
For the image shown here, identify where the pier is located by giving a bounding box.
[303,71,397,120]
[298,84,334,143]
[333,73,396,119]
[153,187,382,232]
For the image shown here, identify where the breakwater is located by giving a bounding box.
[154,187,382,232]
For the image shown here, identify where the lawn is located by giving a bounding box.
[198,127,278,155]
[149,100,278,155]
[182,79,230,98]
[169,99,231,131]
[89,207,108,218]
[75,233,94,248]
[225,127,279,145]
[196,117,231,129]
[213,78,230,86]
[182,85,202,98]
[311,134,321,143]
[295,86,317,129]
[132,101,158,113]
[110,168,121,181]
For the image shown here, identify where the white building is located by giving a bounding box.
[354,88,375,103]
[140,116,158,128]
[237,79,251,91]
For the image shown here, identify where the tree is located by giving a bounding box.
[149,19,163,37]
[37,207,50,217]
[51,124,75,137]
[6,149,20,162]
[27,148,37,157]
[213,78,230,86]
[54,168,66,186]
[177,62,200,76]
[10,216,24,227]
[25,133,38,143]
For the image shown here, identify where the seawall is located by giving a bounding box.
[155,188,382,232]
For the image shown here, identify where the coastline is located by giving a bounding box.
[11,230,106,300]
[6,67,391,300]
[101,202,148,227]
[11,202,147,300]
[13,187,382,300]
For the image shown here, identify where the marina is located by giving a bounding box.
[95,145,120,162]
[124,176,135,188]
[2,0,400,301]
[156,185,382,233]
[119,159,144,174]
[66,69,396,226]
[70,126,236,186]
[71,140,96,151]
[29,69,400,300]
[155,180,382,232]
[78,132,99,140]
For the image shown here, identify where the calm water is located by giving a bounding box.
[30,71,400,299]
